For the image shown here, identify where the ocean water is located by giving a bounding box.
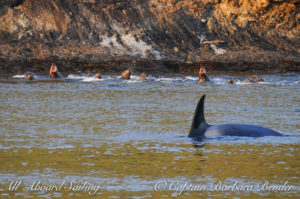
[0,73,299,198]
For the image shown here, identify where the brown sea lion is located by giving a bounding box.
[199,67,210,83]
[245,76,264,83]
[245,76,255,83]
[49,63,63,78]
[138,73,147,81]
[255,77,264,82]
[95,73,102,79]
[24,72,34,80]
[121,69,131,79]
[227,79,233,84]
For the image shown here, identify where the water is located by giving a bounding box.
[0,73,300,198]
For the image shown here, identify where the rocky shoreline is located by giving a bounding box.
[1,58,299,77]
[0,0,299,75]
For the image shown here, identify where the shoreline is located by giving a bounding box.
[0,59,299,79]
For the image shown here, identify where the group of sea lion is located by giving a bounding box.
[24,63,64,80]
[121,70,148,81]
[227,76,264,84]
[24,64,263,84]
[24,63,282,139]
[86,72,102,79]
[24,64,148,81]
[198,66,264,84]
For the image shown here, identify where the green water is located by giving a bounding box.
[0,74,299,198]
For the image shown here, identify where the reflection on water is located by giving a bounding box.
[0,73,299,198]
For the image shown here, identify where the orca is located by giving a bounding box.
[188,95,282,138]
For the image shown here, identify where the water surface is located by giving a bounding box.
[0,73,299,198]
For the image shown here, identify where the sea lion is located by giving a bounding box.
[95,73,102,79]
[227,79,234,84]
[24,72,34,80]
[188,95,282,138]
[199,67,210,83]
[245,76,255,83]
[255,77,264,82]
[245,76,264,83]
[138,73,148,81]
[121,69,131,79]
[49,63,63,78]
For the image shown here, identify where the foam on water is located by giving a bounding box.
[11,73,300,85]
[12,74,26,78]
[12,74,53,80]
[66,74,300,85]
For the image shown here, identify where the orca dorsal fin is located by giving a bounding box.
[189,95,210,138]
[191,95,208,129]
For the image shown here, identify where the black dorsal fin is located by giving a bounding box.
[191,95,207,129]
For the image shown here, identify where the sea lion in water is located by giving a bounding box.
[199,67,210,83]
[24,72,34,80]
[121,69,131,79]
[188,95,282,138]
[95,73,102,79]
[245,76,264,83]
[49,63,63,78]
[138,73,148,81]
[227,79,234,84]
[245,76,255,83]
[255,77,264,82]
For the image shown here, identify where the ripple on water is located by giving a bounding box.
[1,73,299,198]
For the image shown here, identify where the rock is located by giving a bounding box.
[0,0,299,73]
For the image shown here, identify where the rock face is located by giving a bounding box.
[0,0,299,73]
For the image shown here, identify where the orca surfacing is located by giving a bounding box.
[188,95,282,138]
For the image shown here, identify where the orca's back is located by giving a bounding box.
[204,124,282,137]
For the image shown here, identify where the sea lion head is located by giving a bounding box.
[50,63,57,73]
[227,79,233,84]
[245,76,256,83]
[138,73,147,81]
[199,67,207,75]
[95,73,102,79]
[24,72,34,80]
[199,67,208,82]
[255,77,263,82]
[121,69,131,79]
[49,63,58,78]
